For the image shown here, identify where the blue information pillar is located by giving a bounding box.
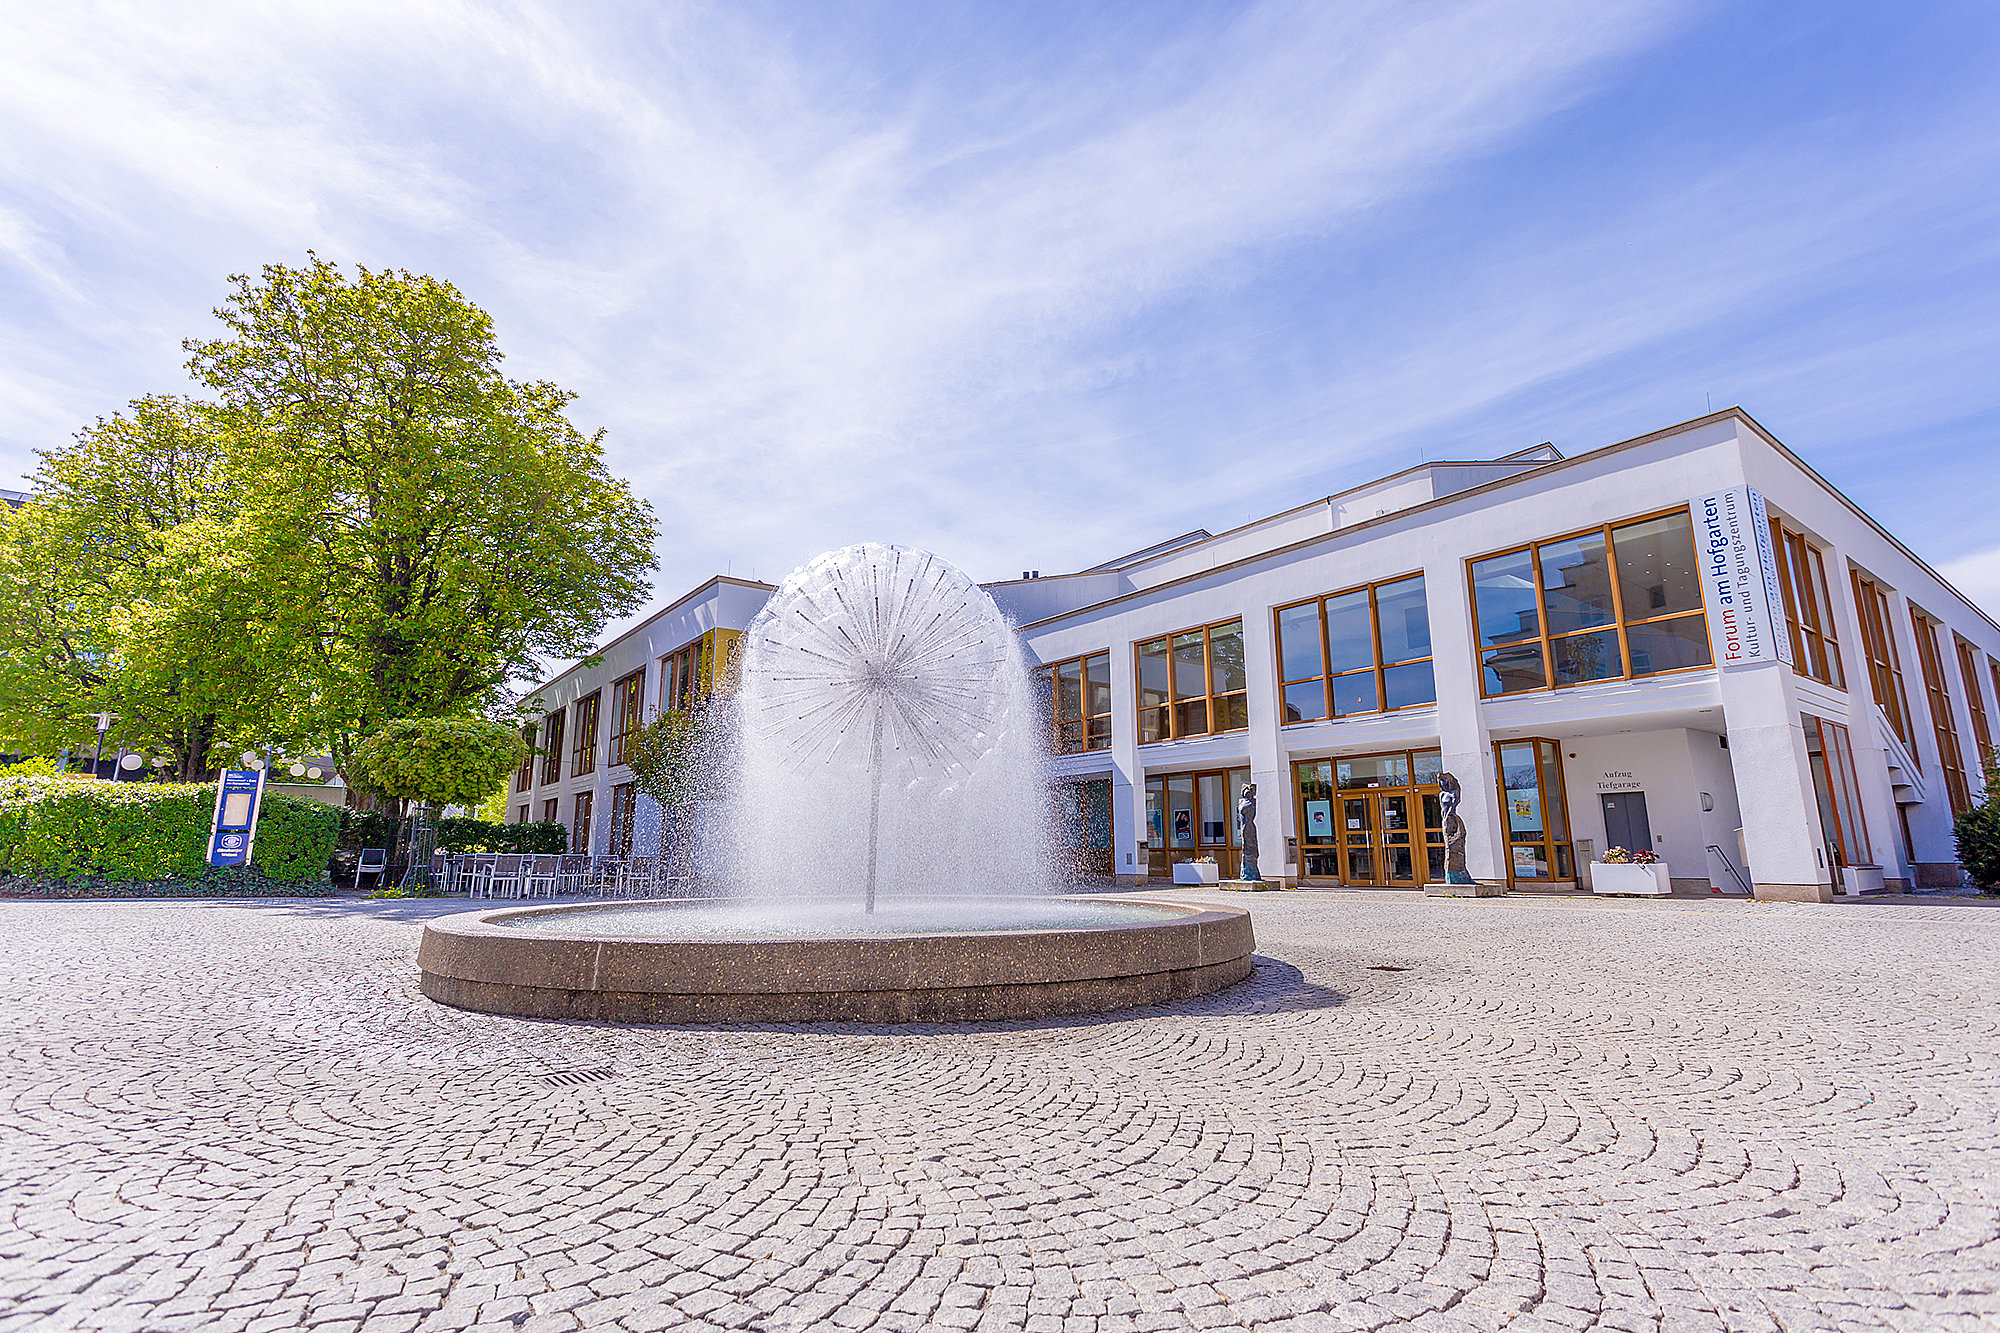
[207,768,269,867]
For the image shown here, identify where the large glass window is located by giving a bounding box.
[1960,638,1994,768]
[1770,519,1845,689]
[539,708,565,786]
[1471,510,1710,696]
[1803,714,1871,871]
[515,723,537,795]
[1275,574,1435,723]
[1142,766,1250,878]
[608,668,645,769]
[1852,570,1916,758]
[1912,608,1971,814]
[1036,651,1112,754]
[660,640,702,714]
[608,782,637,856]
[1135,619,1246,742]
[572,790,594,854]
[1497,739,1572,883]
[572,692,601,777]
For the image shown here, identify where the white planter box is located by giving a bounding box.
[1172,862,1220,886]
[1842,865,1886,895]
[1591,862,1671,896]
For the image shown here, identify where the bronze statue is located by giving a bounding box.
[1238,782,1262,881]
[1439,771,1472,884]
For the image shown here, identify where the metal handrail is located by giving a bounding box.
[1706,845,1750,895]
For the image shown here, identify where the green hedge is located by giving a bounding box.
[0,775,342,889]
[436,817,568,854]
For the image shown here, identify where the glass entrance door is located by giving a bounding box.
[1293,750,1443,887]
[1342,796,1375,882]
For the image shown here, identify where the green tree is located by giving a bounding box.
[345,717,526,812]
[1955,762,2000,892]
[0,398,292,778]
[184,255,657,768]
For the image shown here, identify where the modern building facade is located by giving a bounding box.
[513,410,1998,901]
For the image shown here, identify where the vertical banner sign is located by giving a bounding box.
[1690,487,1794,668]
[207,768,268,867]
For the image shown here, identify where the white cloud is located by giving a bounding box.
[1939,547,2000,625]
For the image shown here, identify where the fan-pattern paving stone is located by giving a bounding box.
[3,891,1998,1332]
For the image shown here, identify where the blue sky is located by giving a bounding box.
[3,1,1997,627]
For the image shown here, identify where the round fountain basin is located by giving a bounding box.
[417,896,1255,1023]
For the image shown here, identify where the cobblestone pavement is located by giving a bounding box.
[4,891,1999,1333]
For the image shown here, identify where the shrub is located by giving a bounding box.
[0,775,340,888]
[435,817,568,854]
[338,808,401,852]
[1954,764,2000,892]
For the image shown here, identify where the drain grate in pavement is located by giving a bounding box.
[539,1066,619,1087]
[1369,965,1409,972]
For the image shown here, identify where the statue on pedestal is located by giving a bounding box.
[1238,782,1262,881]
[1439,771,1474,885]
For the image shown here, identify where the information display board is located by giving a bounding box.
[207,768,269,867]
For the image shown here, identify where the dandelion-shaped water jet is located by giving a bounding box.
[743,544,1012,912]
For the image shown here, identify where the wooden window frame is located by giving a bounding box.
[1958,637,1993,769]
[1467,506,1712,699]
[1133,618,1248,744]
[516,805,528,825]
[1274,572,1436,725]
[573,790,593,854]
[1911,607,1970,814]
[1141,765,1253,879]
[1851,570,1916,759]
[1036,650,1113,755]
[608,782,637,857]
[541,797,559,825]
[1290,749,1446,885]
[515,722,537,795]
[1768,518,1846,690]
[572,691,601,778]
[660,640,702,715]
[608,667,646,769]
[1494,738,1574,885]
[1803,714,1872,870]
[539,708,565,786]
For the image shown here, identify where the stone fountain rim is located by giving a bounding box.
[415,894,1257,1023]
[431,893,1230,943]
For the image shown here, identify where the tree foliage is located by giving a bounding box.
[345,718,526,811]
[1955,762,2000,891]
[0,398,290,777]
[625,705,722,813]
[0,256,658,785]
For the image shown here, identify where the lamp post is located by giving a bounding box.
[89,713,115,779]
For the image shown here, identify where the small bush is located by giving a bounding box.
[436,817,568,854]
[0,774,340,889]
[1955,766,2000,892]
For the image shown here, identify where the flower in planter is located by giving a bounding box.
[1630,849,1659,865]
[1601,846,1631,864]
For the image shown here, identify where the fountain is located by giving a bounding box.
[418,544,1254,1022]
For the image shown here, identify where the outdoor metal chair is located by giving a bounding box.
[487,854,525,899]
[429,850,449,891]
[355,848,388,891]
[615,856,656,898]
[462,853,500,898]
[556,854,595,896]
[522,855,562,898]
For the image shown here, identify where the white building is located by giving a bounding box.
[512,410,1998,901]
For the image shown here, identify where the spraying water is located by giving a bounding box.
[725,543,1053,911]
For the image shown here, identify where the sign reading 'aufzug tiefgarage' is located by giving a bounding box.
[1690,486,1794,669]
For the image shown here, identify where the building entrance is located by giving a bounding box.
[1294,749,1444,887]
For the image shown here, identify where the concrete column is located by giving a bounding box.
[1240,605,1289,883]
[1111,644,1147,884]
[1425,555,1506,893]
[1717,660,1835,901]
